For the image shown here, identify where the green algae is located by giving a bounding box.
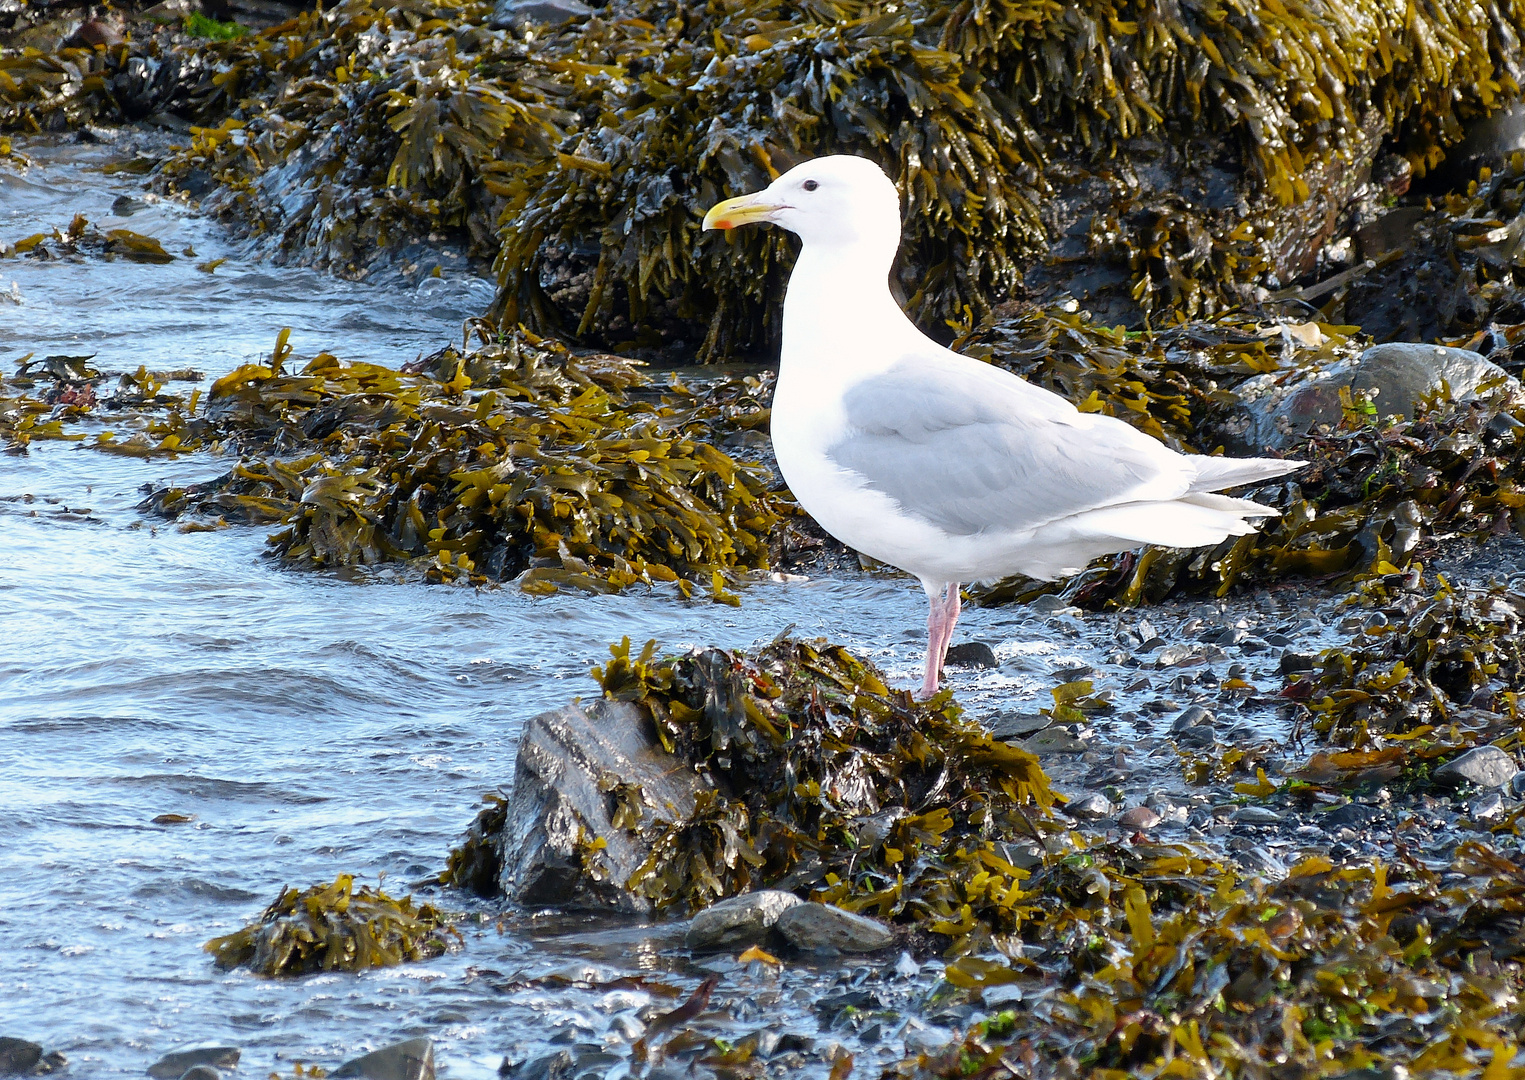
[204,873,459,976]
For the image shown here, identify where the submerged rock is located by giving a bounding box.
[1224,342,1520,453]
[332,1038,435,1080]
[0,1040,41,1077]
[147,1047,240,1079]
[497,699,711,914]
[775,902,894,953]
[685,890,802,952]
[488,0,591,28]
[1433,745,1519,790]
[944,642,999,669]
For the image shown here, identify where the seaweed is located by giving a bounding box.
[204,873,459,976]
[895,840,1525,1080]
[576,635,1055,953]
[7,0,1523,348]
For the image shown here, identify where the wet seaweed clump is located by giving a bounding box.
[582,636,1055,952]
[1279,566,1525,788]
[130,325,778,592]
[204,873,459,976]
[893,840,1525,1080]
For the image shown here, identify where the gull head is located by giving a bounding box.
[701,155,902,252]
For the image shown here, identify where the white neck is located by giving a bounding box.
[779,239,914,377]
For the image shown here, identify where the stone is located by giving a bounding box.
[178,1069,222,1080]
[0,1039,41,1076]
[1223,342,1522,454]
[685,891,802,952]
[1170,705,1214,733]
[1118,805,1161,830]
[775,902,893,953]
[332,1038,435,1080]
[1020,728,1087,755]
[985,711,1051,741]
[1067,792,1115,819]
[1469,792,1506,822]
[499,699,711,914]
[1433,745,1518,790]
[147,1048,240,1080]
[1279,650,1318,675]
[487,0,591,29]
[1322,802,1382,828]
[944,642,998,669]
[1231,806,1283,824]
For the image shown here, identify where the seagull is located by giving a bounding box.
[702,156,1302,700]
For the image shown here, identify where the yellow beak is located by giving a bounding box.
[702,191,782,230]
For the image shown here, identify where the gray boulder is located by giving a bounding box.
[1433,745,1519,790]
[775,902,893,953]
[488,0,591,29]
[0,1040,41,1077]
[1222,342,1520,453]
[147,1048,239,1080]
[332,1038,434,1080]
[500,699,711,914]
[685,890,802,952]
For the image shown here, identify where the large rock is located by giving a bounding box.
[500,699,711,914]
[685,890,801,952]
[332,1038,434,1080]
[775,902,894,953]
[147,1047,240,1079]
[1433,745,1519,790]
[1221,342,1521,453]
[0,1040,41,1077]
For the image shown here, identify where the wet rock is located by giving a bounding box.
[992,840,1044,869]
[1469,791,1506,822]
[1155,643,1202,667]
[776,902,893,953]
[332,1038,434,1080]
[1068,792,1115,819]
[1231,806,1283,824]
[1225,343,1522,454]
[944,642,998,669]
[499,699,711,914]
[1171,705,1215,733]
[488,0,591,28]
[178,1068,222,1080]
[985,711,1051,741]
[1020,728,1087,755]
[1118,805,1161,830]
[500,1050,573,1080]
[1279,650,1318,675]
[147,1047,240,1080]
[1433,745,1518,790]
[1323,803,1382,828]
[685,890,802,952]
[0,1040,41,1076]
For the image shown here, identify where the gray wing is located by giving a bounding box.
[827,359,1190,536]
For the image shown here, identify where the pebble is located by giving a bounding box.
[1278,650,1317,674]
[1021,729,1088,755]
[1469,791,1506,821]
[1433,745,1518,790]
[986,711,1052,741]
[1118,805,1161,829]
[1232,806,1283,824]
[1170,705,1215,733]
[1068,792,1115,819]
[332,1038,434,1080]
[902,1024,956,1054]
[944,642,999,668]
[1155,644,1200,667]
[776,902,894,953]
[686,890,803,951]
[1322,803,1381,827]
[148,1048,240,1080]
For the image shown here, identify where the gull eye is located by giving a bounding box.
[802,179,819,192]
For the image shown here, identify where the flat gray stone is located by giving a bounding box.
[147,1048,239,1080]
[1068,792,1115,819]
[1020,728,1087,755]
[1434,745,1518,790]
[332,1038,434,1080]
[1224,342,1521,453]
[685,891,802,952]
[1118,805,1161,829]
[488,0,591,28]
[986,711,1051,740]
[776,902,893,953]
[500,699,711,914]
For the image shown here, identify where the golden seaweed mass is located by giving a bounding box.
[204,874,460,976]
[5,0,1523,354]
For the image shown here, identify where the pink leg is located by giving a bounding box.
[917,582,962,700]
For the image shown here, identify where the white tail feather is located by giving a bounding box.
[1186,454,1304,493]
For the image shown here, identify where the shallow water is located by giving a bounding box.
[1,136,1319,1076]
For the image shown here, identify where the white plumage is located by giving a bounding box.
[703,155,1302,698]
